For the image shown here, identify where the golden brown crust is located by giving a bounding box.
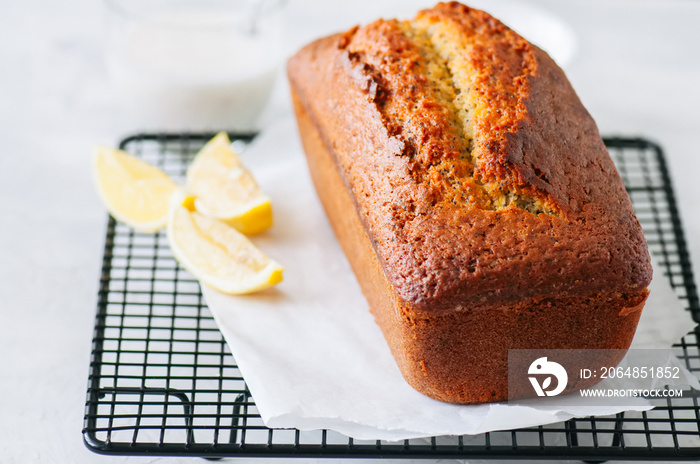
[288,2,652,403]
[292,87,649,403]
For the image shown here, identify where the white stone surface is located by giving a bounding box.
[0,1,698,463]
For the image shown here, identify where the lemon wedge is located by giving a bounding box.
[167,191,283,294]
[186,132,272,235]
[93,146,178,232]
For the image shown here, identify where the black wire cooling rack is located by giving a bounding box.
[83,134,700,460]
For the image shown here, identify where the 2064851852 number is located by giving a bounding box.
[600,366,680,379]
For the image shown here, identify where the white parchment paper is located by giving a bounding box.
[202,117,698,440]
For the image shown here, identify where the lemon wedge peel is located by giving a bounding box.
[167,191,284,295]
[93,146,178,233]
[186,132,273,235]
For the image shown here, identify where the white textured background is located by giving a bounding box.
[1,1,699,463]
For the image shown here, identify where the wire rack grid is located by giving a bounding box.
[83,134,700,460]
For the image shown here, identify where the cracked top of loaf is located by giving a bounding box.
[288,1,652,310]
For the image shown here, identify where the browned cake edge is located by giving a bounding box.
[291,89,649,403]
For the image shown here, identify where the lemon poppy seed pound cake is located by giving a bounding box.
[287,1,652,403]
